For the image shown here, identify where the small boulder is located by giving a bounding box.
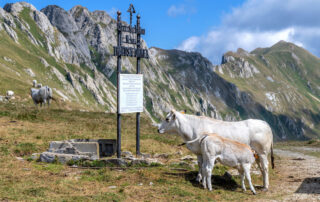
[153,153,169,159]
[140,153,151,159]
[31,153,40,160]
[121,151,133,158]
[181,155,196,161]
[25,68,35,77]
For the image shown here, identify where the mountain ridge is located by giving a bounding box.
[0,2,319,140]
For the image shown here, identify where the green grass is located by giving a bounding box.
[0,102,283,201]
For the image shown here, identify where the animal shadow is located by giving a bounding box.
[295,177,320,194]
[164,171,238,191]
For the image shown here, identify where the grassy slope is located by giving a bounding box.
[216,42,320,138]
[0,102,287,201]
[0,8,106,111]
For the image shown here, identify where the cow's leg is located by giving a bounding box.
[196,155,203,183]
[259,154,269,190]
[255,154,263,175]
[243,163,256,195]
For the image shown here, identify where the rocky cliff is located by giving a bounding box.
[0,2,319,140]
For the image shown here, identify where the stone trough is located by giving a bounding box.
[40,139,116,164]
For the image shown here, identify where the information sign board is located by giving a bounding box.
[119,74,143,113]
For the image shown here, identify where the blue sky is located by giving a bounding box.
[1,0,320,64]
[0,0,244,49]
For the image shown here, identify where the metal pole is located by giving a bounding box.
[136,14,141,156]
[117,11,122,159]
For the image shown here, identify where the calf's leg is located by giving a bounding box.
[239,169,246,192]
[243,163,256,195]
[202,157,215,191]
[196,155,203,183]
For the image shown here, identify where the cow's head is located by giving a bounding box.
[45,86,53,98]
[158,110,178,134]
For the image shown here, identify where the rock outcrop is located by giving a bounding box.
[0,2,318,140]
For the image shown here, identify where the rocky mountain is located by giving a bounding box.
[0,2,319,140]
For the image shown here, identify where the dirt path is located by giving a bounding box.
[266,148,320,201]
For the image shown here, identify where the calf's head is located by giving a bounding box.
[158,110,178,134]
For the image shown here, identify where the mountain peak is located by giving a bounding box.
[4,2,37,15]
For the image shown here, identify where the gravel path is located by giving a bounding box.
[266,148,320,201]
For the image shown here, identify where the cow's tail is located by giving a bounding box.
[271,142,274,169]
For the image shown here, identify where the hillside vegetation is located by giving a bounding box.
[0,2,319,140]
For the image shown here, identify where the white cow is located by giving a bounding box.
[186,133,257,194]
[30,86,54,107]
[158,110,274,190]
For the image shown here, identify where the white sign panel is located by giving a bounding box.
[119,74,144,114]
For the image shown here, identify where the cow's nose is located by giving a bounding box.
[157,129,160,133]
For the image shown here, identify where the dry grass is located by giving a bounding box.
[0,102,282,201]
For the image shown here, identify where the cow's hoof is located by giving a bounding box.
[261,187,268,192]
[252,191,257,195]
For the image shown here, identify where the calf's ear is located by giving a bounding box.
[172,113,176,120]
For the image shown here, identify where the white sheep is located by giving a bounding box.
[6,90,14,97]
[32,80,37,87]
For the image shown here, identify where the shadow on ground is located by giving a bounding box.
[164,170,239,191]
[295,177,320,194]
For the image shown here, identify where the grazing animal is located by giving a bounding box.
[158,110,274,190]
[33,80,37,87]
[30,86,54,107]
[6,90,14,97]
[186,133,256,194]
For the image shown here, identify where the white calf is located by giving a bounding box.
[197,133,256,194]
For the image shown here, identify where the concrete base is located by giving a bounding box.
[48,141,99,158]
[40,139,116,164]
[40,152,93,164]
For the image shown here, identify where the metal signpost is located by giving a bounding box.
[113,4,149,158]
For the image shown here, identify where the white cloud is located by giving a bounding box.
[167,5,186,17]
[167,3,196,17]
[177,0,320,64]
[178,36,199,52]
